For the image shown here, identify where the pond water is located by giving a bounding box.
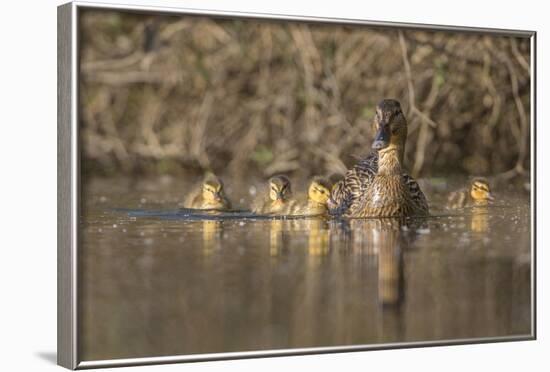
[78,176,532,361]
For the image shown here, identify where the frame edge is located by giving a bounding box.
[531,31,537,340]
[65,2,537,369]
[73,0,535,37]
[58,2,77,370]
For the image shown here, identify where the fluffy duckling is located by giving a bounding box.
[447,178,494,209]
[293,177,333,216]
[185,174,231,210]
[252,175,295,215]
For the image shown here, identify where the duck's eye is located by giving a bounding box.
[314,187,327,195]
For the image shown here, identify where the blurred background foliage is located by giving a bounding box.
[79,10,531,182]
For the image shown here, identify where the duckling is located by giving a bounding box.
[293,177,332,216]
[252,175,296,215]
[329,99,428,217]
[447,178,494,209]
[185,174,231,210]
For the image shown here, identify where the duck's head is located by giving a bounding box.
[371,99,407,159]
[470,178,494,202]
[269,175,292,202]
[308,177,332,205]
[201,174,225,203]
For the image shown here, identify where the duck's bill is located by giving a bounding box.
[372,124,390,150]
[272,193,282,201]
[487,193,495,201]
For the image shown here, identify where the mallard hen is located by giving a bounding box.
[328,99,428,218]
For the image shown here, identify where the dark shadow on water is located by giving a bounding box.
[117,207,345,221]
[36,351,57,365]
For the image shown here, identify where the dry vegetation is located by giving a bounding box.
[79,10,531,181]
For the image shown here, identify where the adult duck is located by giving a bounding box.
[329,99,429,218]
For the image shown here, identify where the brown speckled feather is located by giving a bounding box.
[403,174,429,215]
[329,152,378,215]
[329,152,428,217]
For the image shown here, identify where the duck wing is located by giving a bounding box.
[403,173,429,214]
[329,152,378,215]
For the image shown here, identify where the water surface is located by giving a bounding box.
[79,177,532,361]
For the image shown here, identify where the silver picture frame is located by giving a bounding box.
[58,1,537,369]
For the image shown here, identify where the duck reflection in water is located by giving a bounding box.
[470,206,490,233]
[331,217,424,309]
[374,220,405,308]
[305,218,330,257]
[269,219,289,257]
[269,217,331,258]
[202,219,223,257]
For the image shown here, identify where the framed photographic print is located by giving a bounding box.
[57,1,536,369]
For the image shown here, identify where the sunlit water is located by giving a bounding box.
[79,177,532,361]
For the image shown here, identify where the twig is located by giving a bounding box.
[398,31,437,129]
[510,38,530,75]
[81,51,145,72]
[398,31,437,176]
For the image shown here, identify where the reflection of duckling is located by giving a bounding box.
[185,174,231,210]
[202,220,222,256]
[293,177,332,216]
[269,220,284,257]
[471,206,489,233]
[252,175,295,215]
[307,218,330,256]
[447,178,494,209]
[329,99,428,217]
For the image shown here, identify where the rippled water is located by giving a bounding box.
[79,177,532,361]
